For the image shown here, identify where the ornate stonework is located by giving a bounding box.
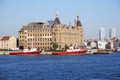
[18,11,84,50]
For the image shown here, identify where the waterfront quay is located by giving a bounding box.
[0,49,114,55]
[0,51,52,55]
[0,51,9,55]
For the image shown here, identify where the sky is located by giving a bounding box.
[0,0,120,39]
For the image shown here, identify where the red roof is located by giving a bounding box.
[1,36,10,41]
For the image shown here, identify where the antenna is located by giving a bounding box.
[56,10,59,18]
[69,21,71,27]
[77,12,80,20]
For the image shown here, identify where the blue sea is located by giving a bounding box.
[0,52,120,80]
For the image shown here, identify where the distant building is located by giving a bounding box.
[109,28,116,38]
[18,11,84,50]
[99,28,105,40]
[90,41,98,48]
[98,41,107,49]
[0,36,17,50]
[111,38,120,49]
[86,40,98,49]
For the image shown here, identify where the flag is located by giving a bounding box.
[47,20,54,25]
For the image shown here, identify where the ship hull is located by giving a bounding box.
[9,51,41,55]
[52,51,86,55]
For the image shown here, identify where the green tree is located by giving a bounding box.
[105,43,111,49]
[65,44,69,50]
[37,47,40,50]
[53,43,58,50]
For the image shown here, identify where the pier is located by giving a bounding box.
[86,49,113,54]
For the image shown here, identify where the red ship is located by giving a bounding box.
[9,48,41,55]
[52,46,87,55]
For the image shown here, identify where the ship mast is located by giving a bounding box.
[31,35,34,48]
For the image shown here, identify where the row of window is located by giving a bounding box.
[0,44,8,46]
[27,38,52,42]
[19,34,52,38]
[28,43,52,46]
[27,34,51,36]
[27,30,51,33]
[19,38,53,43]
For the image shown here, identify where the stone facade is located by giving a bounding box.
[18,11,84,50]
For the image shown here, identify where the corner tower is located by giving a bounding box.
[76,14,82,26]
[54,10,61,24]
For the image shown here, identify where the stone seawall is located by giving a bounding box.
[0,51,52,55]
[0,51,9,55]
[40,50,52,55]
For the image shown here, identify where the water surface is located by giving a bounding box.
[0,52,120,80]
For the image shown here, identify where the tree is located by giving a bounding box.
[65,44,69,50]
[105,42,111,49]
[53,43,58,50]
[37,47,40,50]
[19,46,24,50]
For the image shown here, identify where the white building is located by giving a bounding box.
[109,28,116,38]
[99,28,106,40]
[98,41,107,49]
[90,41,97,48]
[0,36,17,50]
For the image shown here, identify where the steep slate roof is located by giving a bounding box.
[76,15,82,26]
[54,17,61,24]
[19,22,52,32]
[54,10,61,24]
[77,20,82,26]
